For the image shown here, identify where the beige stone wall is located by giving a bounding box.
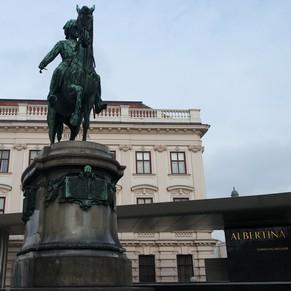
[120,231,217,282]
[0,101,217,283]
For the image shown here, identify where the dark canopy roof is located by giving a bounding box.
[1,192,291,234]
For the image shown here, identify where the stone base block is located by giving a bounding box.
[13,250,132,288]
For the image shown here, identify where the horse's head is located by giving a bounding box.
[76,5,95,67]
[76,5,94,33]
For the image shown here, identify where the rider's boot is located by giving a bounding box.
[95,98,107,114]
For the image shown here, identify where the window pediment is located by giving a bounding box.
[0,184,12,193]
[116,184,122,193]
[131,184,158,195]
[167,185,194,195]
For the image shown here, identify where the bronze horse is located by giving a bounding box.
[46,5,106,144]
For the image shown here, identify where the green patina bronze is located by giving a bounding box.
[46,165,116,210]
[39,5,107,144]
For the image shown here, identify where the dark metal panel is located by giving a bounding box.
[1,192,291,234]
[117,192,291,232]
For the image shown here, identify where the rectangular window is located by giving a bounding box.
[173,197,189,202]
[136,151,151,174]
[170,152,186,174]
[0,197,5,214]
[0,150,10,173]
[139,255,156,282]
[177,255,193,282]
[110,150,116,160]
[137,198,153,204]
[29,150,41,165]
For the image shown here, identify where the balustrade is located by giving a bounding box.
[0,106,18,117]
[160,109,190,119]
[129,108,157,118]
[0,103,198,123]
[96,106,120,117]
[27,105,48,117]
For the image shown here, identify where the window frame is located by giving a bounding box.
[177,254,194,282]
[139,254,156,283]
[29,150,41,165]
[0,197,5,214]
[135,151,152,174]
[170,151,187,174]
[137,197,153,204]
[173,197,189,202]
[0,150,10,173]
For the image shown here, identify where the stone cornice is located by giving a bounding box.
[0,122,209,137]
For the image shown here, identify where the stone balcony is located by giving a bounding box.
[0,103,202,124]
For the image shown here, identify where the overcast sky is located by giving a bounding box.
[1,1,291,199]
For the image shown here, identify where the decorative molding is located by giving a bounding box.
[95,127,195,135]
[116,184,122,193]
[119,144,132,152]
[167,185,194,195]
[131,184,158,195]
[34,145,42,150]
[175,231,194,238]
[0,123,208,136]
[121,240,216,247]
[0,184,12,193]
[153,145,167,152]
[188,145,204,153]
[121,241,198,247]
[193,129,204,137]
[137,233,155,238]
[195,241,217,246]
[13,144,27,151]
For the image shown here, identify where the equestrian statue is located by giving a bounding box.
[39,5,106,144]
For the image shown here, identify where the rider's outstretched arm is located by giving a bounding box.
[39,41,62,70]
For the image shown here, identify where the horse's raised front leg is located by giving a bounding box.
[69,84,83,127]
[47,105,57,145]
[82,105,91,141]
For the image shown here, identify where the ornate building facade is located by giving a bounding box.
[0,99,218,285]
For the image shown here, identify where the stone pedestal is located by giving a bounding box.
[12,141,132,288]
